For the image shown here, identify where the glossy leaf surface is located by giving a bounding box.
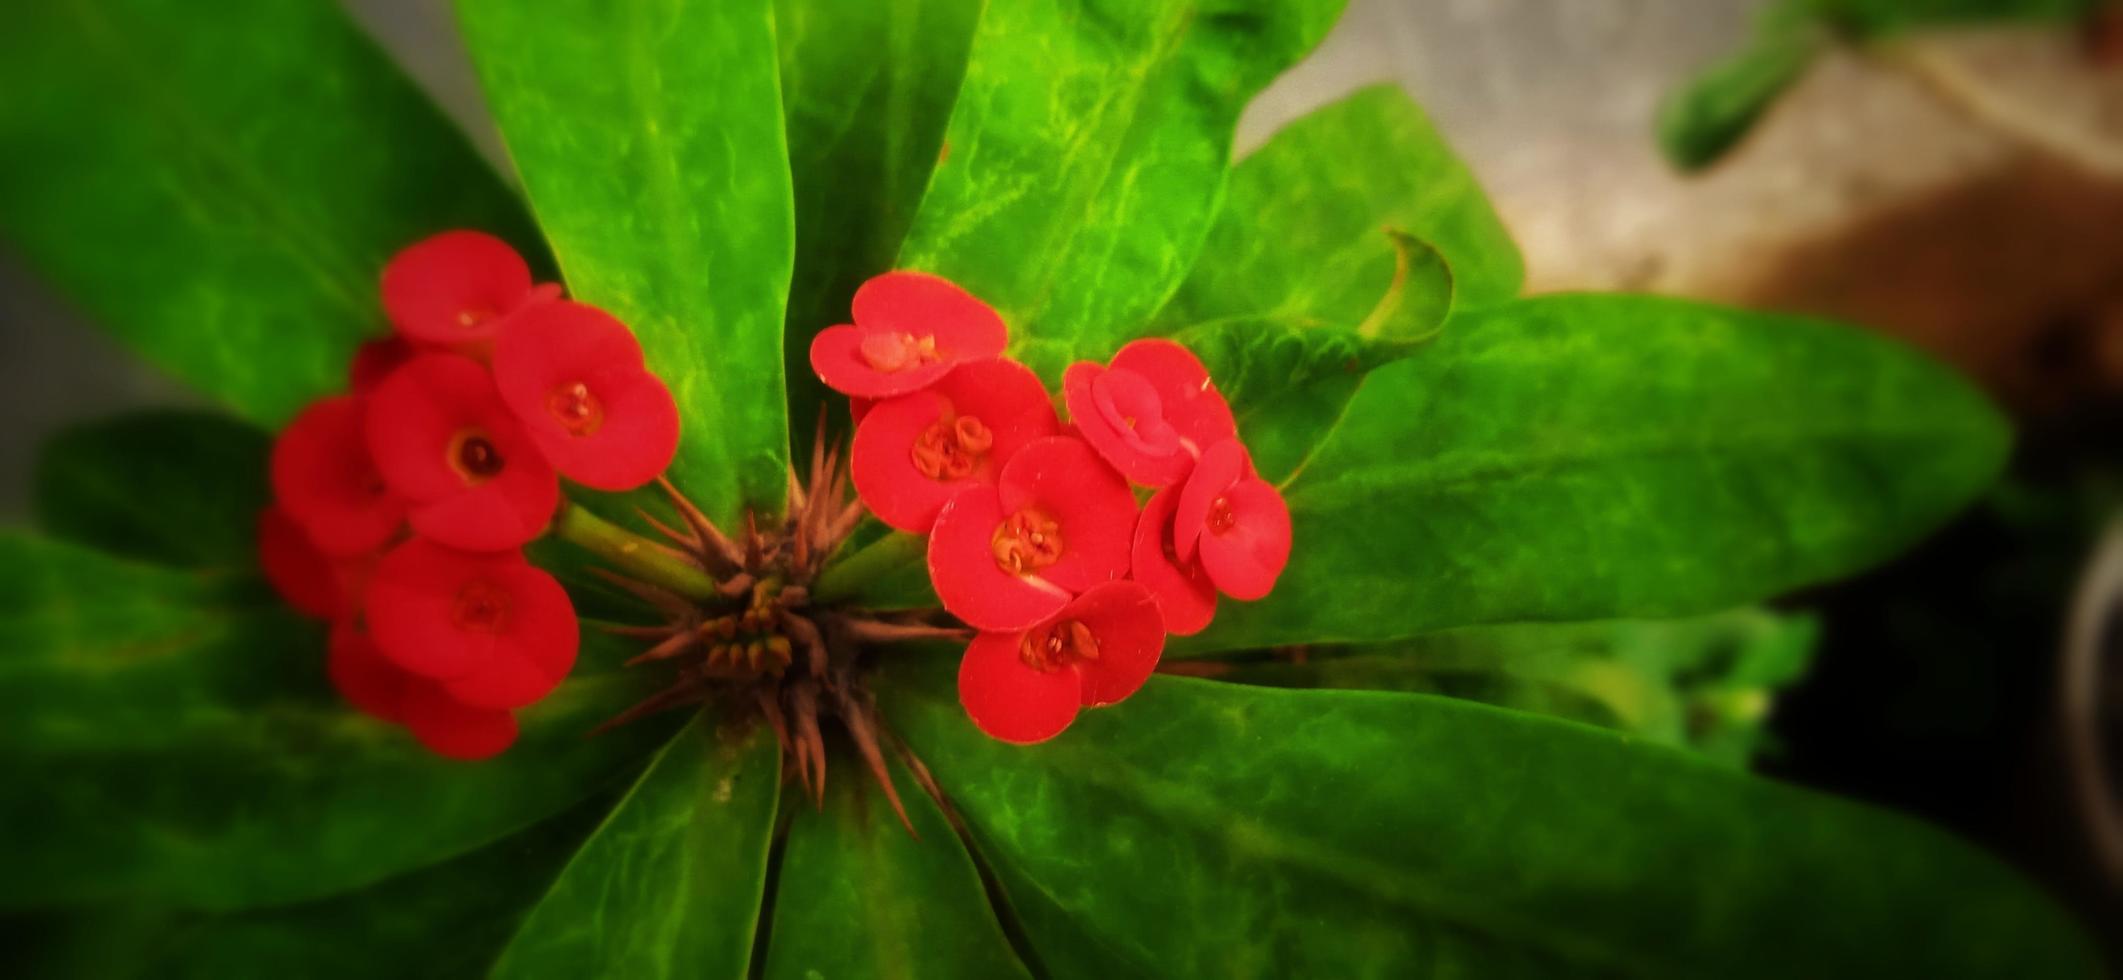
[881,661,2096,979]
[763,746,1031,980]
[490,716,781,980]
[0,0,539,424]
[457,0,795,524]
[1213,608,1818,767]
[776,0,983,449]
[1182,294,2010,654]
[0,533,675,910]
[897,0,1346,377]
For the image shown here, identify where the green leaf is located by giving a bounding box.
[879,661,2097,979]
[0,532,677,910]
[1162,84,1521,322]
[896,0,1346,377]
[490,715,781,980]
[1660,0,2102,169]
[1181,293,2011,654]
[763,746,1031,980]
[1157,83,1521,481]
[14,796,615,979]
[1161,231,1451,416]
[1213,608,1818,767]
[34,411,270,568]
[456,0,796,525]
[0,0,539,424]
[776,0,983,452]
[1656,25,1824,171]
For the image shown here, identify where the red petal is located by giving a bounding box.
[994,436,1136,594]
[269,396,405,556]
[1129,486,1216,635]
[400,681,518,760]
[328,621,410,722]
[809,323,958,398]
[1063,361,1194,486]
[1059,581,1166,706]
[1199,477,1293,601]
[365,538,535,680]
[381,230,534,347]
[852,271,1008,361]
[1173,439,1249,563]
[257,506,341,619]
[440,563,579,710]
[957,629,1082,744]
[492,301,678,490]
[1109,339,1235,452]
[350,338,415,394]
[928,487,1071,631]
[366,353,558,550]
[851,358,1057,533]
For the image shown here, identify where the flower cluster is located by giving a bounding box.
[813,272,1293,743]
[260,231,679,759]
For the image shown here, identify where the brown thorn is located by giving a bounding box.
[786,461,809,517]
[834,688,916,836]
[777,585,809,608]
[839,618,973,644]
[624,629,699,666]
[633,506,702,550]
[716,572,756,599]
[755,688,791,776]
[590,677,707,735]
[588,567,694,619]
[780,611,828,679]
[789,684,828,805]
[825,499,866,551]
[743,511,764,570]
[655,475,744,573]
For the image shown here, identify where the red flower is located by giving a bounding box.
[381,230,554,349]
[491,300,679,491]
[328,621,410,722]
[365,353,559,551]
[363,538,578,710]
[809,271,1007,399]
[1063,339,1236,487]
[928,436,1137,631]
[258,505,344,619]
[957,581,1165,744]
[330,618,521,761]
[349,337,414,394]
[851,357,1059,533]
[270,395,405,556]
[1129,484,1218,635]
[1173,439,1292,601]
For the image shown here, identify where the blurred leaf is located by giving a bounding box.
[0,532,676,911]
[1214,608,1819,767]
[1181,294,2010,654]
[762,744,1031,980]
[0,0,539,424]
[776,0,984,453]
[34,411,269,568]
[1657,24,1824,171]
[880,660,2097,979]
[490,716,780,979]
[456,0,795,525]
[897,0,1346,379]
[1661,0,2104,170]
[1161,84,1522,481]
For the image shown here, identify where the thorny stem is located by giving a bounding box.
[811,530,928,604]
[550,501,721,602]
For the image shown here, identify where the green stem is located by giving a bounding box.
[812,530,927,604]
[549,501,720,603]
